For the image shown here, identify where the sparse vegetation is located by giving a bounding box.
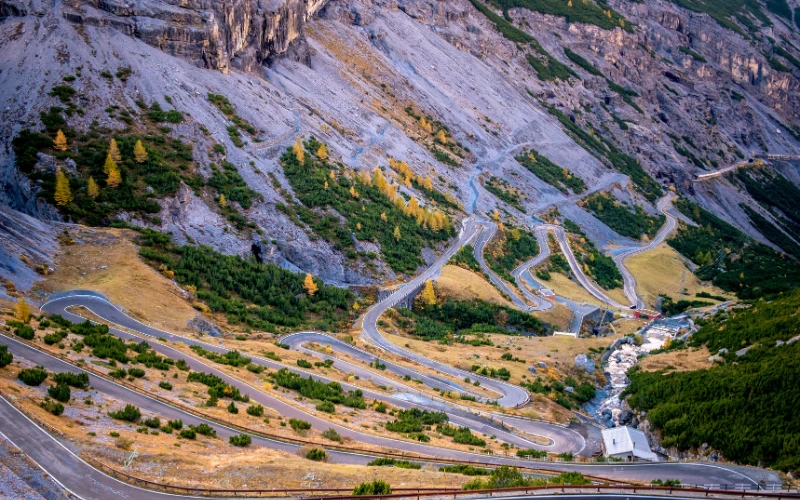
[516,149,586,194]
[581,192,665,240]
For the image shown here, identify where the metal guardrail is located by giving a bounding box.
[84,456,456,498]
[301,484,800,500]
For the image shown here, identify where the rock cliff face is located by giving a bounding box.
[1,0,799,291]
[55,0,330,71]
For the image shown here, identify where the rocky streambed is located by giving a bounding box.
[585,317,692,428]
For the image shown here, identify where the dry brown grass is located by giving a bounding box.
[533,302,572,332]
[436,265,513,307]
[541,272,606,308]
[34,227,197,334]
[381,329,618,424]
[638,346,713,373]
[0,357,467,492]
[625,244,734,309]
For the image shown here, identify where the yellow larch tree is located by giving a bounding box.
[292,137,305,163]
[219,194,227,207]
[14,298,32,323]
[419,280,437,306]
[406,197,420,218]
[303,273,318,296]
[133,139,148,163]
[103,153,116,175]
[372,168,388,194]
[436,129,447,143]
[324,180,329,190]
[393,226,401,242]
[106,160,122,188]
[54,167,73,206]
[356,222,362,231]
[422,176,434,190]
[317,143,328,160]
[54,129,68,151]
[329,170,336,180]
[87,176,99,198]
[380,212,388,222]
[109,138,122,162]
[349,185,359,199]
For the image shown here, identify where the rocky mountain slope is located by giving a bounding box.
[1,0,799,291]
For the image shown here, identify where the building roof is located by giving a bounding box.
[601,426,658,461]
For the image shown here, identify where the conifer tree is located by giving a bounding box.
[219,194,227,207]
[407,197,420,217]
[393,226,401,242]
[317,143,328,160]
[103,153,117,175]
[293,137,305,163]
[54,168,73,206]
[15,298,32,323]
[133,140,148,163]
[109,138,122,162]
[54,130,68,151]
[303,273,318,296]
[419,280,437,306]
[106,161,122,188]
[87,176,99,198]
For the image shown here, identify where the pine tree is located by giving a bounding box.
[407,197,420,217]
[106,161,122,188]
[303,273,318,296]
[133,140,148,163]
[419,280,436,306]
[87,176,99,198]
[14,298,31,323]
[54,130,68,151]
[54,168,73,206]
[372,168,388,194]
[109,138,122,162]
[103,153,117,175]
[317,143,328,160]
[219,194,227,207]
[292,137,305,163]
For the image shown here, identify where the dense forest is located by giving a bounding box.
[483,225,539,282]
[515,149,587,195]
[623,289,800,472]
[581,193,664,240]
[392,298,549,341]
[668,198,800,299]
[137,228,355,332]
[279,137,455,274]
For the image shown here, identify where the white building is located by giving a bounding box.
[601,426,658,461]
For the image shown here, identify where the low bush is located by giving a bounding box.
[0,346,12,368]
[53,372,89,389]
[40,399,64,416]
[15,325,35,340]
[229,434,252,447]
[354,480,391,495]
[316,401,335,413]
[109,404,141,422]
[246,404,264,417]
[290,418,311,431]
[305,448,327,461]
[47,384,71,403]
[322,428,342,442]
[143,417,161,429]
[18,367,48,386]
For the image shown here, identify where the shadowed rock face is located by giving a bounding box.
[55,0,330,72]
